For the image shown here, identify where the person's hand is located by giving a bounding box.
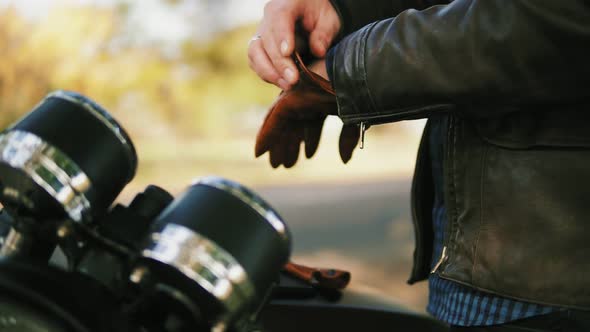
[255,53,360,168]
[248,0,341,91]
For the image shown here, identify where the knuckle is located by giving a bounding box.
[263,1,276,15]
[274,6,287,16]
[271,62,285,75]
[264,1,292,19]
[279,60,293,74]
[313,31,327,41]
[264,47,276,59]
[267,51,282,67]
[268,72,280,83]
[262,69,280,83]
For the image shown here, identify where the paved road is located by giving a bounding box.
[256,179,415,259]
[255,179,429,311]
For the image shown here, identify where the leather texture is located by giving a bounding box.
[255,52,360,168]
[284,262,351,291]
[329,0,590,125]
[329,0,449,39]
[326,0,590,308]
[436,111,590,309]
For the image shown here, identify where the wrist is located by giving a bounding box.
[308,60,329,81]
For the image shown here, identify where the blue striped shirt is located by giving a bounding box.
[427,116,560,326]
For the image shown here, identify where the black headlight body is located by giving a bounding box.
[0,91,137,223]
[0,92,292,332]
[139,177,291,328]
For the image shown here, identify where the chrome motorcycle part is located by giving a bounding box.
[0,91,137,223]
[139,177,291,330]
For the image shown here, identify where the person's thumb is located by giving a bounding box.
[309,18,339,58]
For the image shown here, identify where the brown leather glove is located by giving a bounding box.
[284,261,351,290]
[254,52,360,168]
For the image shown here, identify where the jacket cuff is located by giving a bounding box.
[330,22,380,125]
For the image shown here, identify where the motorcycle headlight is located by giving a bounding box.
[0,91,137,223]
[138,176,291,330]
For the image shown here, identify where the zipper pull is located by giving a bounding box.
[431,246,448,274]
[359,122,367,149]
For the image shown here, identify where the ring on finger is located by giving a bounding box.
[248,34,262,46]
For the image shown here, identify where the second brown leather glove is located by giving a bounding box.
[255,52,360,168]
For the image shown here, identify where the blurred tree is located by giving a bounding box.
[0,5,122,126]
[0,7,53,126]
[0,2,277,139]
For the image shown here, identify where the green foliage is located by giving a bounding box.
[0,4,278,139]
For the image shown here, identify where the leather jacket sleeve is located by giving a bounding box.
[328,0,590,125]
[329,0,450,38]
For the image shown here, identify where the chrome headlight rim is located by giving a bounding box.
[0,130,92,223]
[141,223,256,314]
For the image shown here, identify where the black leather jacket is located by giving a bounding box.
[327,0,590,309]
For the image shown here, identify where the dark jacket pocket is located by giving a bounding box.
[442,111,590,309]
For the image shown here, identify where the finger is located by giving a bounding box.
[264,1,296,57]
[309,30,330,58]
[304,117,326,158]
[339,124,360,164]
[255,120,273,159]
[255,106,276,157]
[255,125,268,157]
[255,96,290,157]
[283,124,303,168]
[269,130,287,168]
[306,8,341,58]
[264,28,299,87]
[248,39,282,86]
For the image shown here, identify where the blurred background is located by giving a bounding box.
[0,0,428,311]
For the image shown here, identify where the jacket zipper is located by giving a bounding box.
[407,122,433,283]
[431,246,448,273]
[431,115,454,275]
[342,103,455,127]
[359,122,367,149]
